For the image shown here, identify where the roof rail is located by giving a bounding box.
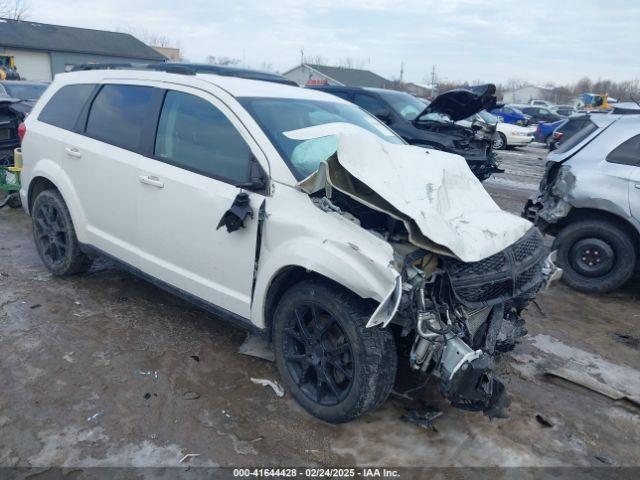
[67,62,297,85]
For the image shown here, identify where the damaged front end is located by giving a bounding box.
[288,124,559,417]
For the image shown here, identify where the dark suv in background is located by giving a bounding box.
[308,84,501,180]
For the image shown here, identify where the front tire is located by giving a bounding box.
[31,189,92,276]
[273,279,397,423]
[553,220,636,293]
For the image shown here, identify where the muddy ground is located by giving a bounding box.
[1,144,639,470]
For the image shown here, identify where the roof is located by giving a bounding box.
[52,69,351,103]
[0,18,166,61]
[303,64,391,88]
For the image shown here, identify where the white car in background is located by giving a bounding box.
[458,110,534,150]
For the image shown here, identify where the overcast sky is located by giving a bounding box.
[28,0,640,85]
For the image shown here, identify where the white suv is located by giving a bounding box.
[20,69,556,423]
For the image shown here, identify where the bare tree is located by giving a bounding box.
[259,62,274,72]
[302,55,327,66]
[206,56,241,66]
[338,57,367,69]
[117,26,180,50]
[0,0,29,20]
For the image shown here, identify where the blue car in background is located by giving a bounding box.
[534,119,566,147]
[490,105,532,126]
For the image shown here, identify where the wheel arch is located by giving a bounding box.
[555,207,640,250]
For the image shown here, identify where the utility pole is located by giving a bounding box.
[430,65,437,98]
[399,61,404,84]
[300,48,304,65]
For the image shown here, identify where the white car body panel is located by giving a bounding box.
[496,122,534,146]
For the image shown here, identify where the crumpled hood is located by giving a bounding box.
[417,84,497,122]
[285,123,532,263]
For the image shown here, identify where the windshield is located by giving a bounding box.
[477,110,498,124]
[375,90,426,121]
[239,97,403,179]
[3,83,47,100]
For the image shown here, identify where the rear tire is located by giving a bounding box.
[31,189,92,276]
[273,279,397,423]
[553,219,636,293]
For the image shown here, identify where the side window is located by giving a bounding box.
[86,84,157,152]
[353,94,387,115]
[154,90,251,184]
[329,91,352,101]
[38,84,96,131]
[606,134,640,166]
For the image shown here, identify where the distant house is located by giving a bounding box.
[404,82,436,99]
[0,18,166,81]
[153,46,181,61]
[283,63,391,88]
[502,85,552,104]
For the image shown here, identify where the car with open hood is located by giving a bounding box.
[21,68,558,423]
[307,84,502,181]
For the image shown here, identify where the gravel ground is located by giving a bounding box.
[1,143,639,471]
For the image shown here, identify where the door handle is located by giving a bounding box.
[138,175,164,188]
[635,184,640,189]
[64,147,82,159]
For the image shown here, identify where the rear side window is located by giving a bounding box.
[38,84,96,131]
[86,84,157,152]
[154,91,251,184]
[554,119,598,154]
[606,134,640,166]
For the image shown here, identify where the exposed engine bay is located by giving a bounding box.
[313,190,550,417]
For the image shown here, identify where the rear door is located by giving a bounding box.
[611,134,640,220]
[62,82,164,265]
[136,85,268,318]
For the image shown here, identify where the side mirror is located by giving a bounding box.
[237,156,268,192]
[374,109,392,124]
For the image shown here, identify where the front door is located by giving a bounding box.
[630,165,640,221]
[136,87,267,319]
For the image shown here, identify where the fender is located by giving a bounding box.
[249,186,402,329]
[22,158,90,244]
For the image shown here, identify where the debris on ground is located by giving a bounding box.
[183,391,200,400]
[135,370,159,381]
[190,355,200,362]
[178,453,200,464]
[239,333,275,362]
[613,332,640,350]
[30,304,41,309]
[143,393,151,400]
[595,454,613,465]
[535,414,553,428]
[401,403,443,432]
[250,377,285,397]
[87,411,103,422]
[546,365,640,407]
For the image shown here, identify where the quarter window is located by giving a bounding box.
[86,84,157,152]
[154,91,251,183]
[606,134,640,166]
[39,84,96,131]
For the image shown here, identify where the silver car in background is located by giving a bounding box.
[525,114,640,292]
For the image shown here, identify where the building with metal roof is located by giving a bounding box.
[282,63,391,88]
[0,18,166,81]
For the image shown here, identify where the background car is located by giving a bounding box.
[309,84,501,180]
[520,105,564,123]
[550,105,577,117]
[490,104,532,126]
[533,119,565,146]
[524,114,640,292]
[457,110,534,150]
[611,102,640,115]
[0,80,48,101]
[529,99,554,108]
